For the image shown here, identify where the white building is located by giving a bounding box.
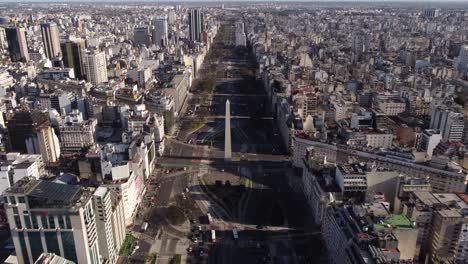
[430,106,465,142]
[82,49,108,85]
[92,187,126,264]
[454,45,468,73]
[456,223,468,264]
[417,129,442,160]
[127,66,152,87]
[3,179,101,264]
[100,144,146,225]
[375,98,406,116]
[0,153,44,194]
[59,110,97,153]
[365,133,393,149]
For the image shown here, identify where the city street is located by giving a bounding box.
[155,21,324,264]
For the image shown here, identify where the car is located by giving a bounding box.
[256,225,264,230]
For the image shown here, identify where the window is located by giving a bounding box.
[61,231,77,262]
[14,216,22,229]
[9,196,16,205]
[18,197,25,203]
[24,216,31,229]
[18,232,30,264]
[28,232,43,261]
[41,216,48,229]
[58,216,65,229]
[44,232,60,256]
[65,216,71,229]
[48,216,55,229]
[13,207,18,215]
[31,215,38,229]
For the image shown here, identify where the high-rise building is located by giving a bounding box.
[133,27,150,47]
[5,26,29,62]
[82,49,108,85]
[454,45,468,73]
[430,106,465,142]
[188,9,203,42]
[153,16,168,47]
[423,8,440,18]
[41,23,61,59]
[2,179,101,263]
[61,39,85,79]
[92,187,126,264]
[168,10,176,24]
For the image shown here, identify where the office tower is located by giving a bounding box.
[454,45,468,73]
[41,23,61,59]
[188,9,203,42]
[5,26,29,62]
[423,8,440,18]
[92,187,126,264]
[6,111,50,153]
[0,27,6,49]
[133,27,150,47]
[82,49,108,85]
[153,16,168,47]
[3,179,101,263]
[168,10,176,24]
[430,106,465,142]
[61,39,85,79]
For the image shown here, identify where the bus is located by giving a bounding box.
[207,213,213,224]
[211,230,216,242]
[232,228,238,239]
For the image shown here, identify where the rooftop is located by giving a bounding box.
[28,181,81,205]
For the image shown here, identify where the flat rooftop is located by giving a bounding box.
[28,181,81,205]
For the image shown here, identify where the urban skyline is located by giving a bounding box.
[0,1,466,264]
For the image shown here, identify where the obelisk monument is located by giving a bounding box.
[224,99,232,161]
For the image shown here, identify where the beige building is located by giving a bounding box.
[37,125,61,163]
[82,49,108,85]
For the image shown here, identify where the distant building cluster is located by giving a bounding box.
[242,6,468,264]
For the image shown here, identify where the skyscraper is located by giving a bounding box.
[2,179,125,264]
[82,49,108,85]
[133,27,150,47]
[61,39,86,79]
[454,45,468,73]
[41,23,61,59]
[5,26,29,62]
[153,16,168,47]
[430,106,465,142]
[188,9,203,42]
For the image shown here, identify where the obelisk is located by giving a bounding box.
[224,99,232,161]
